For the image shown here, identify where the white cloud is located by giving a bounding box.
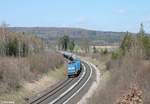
[76,16,88,23]
[116,9,126,14]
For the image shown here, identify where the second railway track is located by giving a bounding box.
[29,78,73,104]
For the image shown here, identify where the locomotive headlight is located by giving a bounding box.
[71,67,75,70]
[69,67,75,70]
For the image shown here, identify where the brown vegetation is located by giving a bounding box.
[87,25,150,104]
[0,51,64,94]
[116,84,143,104]
[87,53,150,104]
[0,24,65,94]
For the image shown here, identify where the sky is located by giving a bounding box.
[0,0,150,33]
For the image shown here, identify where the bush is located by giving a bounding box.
[28,51,64,74]
[0,51,65,93]
[88,55,150,104]
[101,48,108,55]
[0,57,27,93]
[0,30,44,57]
[111,49,123,60]
[88,24,150,104]
[105,61,111,70]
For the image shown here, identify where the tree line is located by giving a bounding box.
[112,23,150,59]
[58,35,75,51]
[58,24,150,58]
[0,23,44,57]
[58,35,90,53]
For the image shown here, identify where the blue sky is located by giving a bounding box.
[0,0,150,33]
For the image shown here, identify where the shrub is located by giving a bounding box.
[88,24,150,104]
[0,57,23,93]
[0,51,65,93]
[88,55,150,104]
[111,49,123,60]
[0,29,44,57]
[101,48,108,55]
[28,51,64,74]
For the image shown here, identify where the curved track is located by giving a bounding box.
[27,61,95,104]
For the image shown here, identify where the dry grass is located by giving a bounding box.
[0,51,65,103]
[28,51,64,74]
[0,57,30,93]
[80,44,150,104]
[87,54,150,104]
[0,66,66,104]
[79,52,111,74]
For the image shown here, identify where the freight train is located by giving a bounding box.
[67,59,81,77]
[61,51,82,78]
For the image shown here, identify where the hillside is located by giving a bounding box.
[8,27,126,45]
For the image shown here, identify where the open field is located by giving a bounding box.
[74,45,119,53]
[90,45,119,52]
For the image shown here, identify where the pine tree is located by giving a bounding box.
[137,24,150,58]
[58,35,70,51]
[137,23,145,45]
[93,46,97,53]
[120,31,132,54]
[69,40,75,52]
[138,23,145,38]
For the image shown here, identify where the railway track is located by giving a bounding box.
[27,61,94,104]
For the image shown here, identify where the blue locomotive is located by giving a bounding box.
[67,59,81,77]
[61,51,81,77]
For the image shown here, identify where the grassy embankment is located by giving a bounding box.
[81,31,150,104]
[0,52,66,104]
[0,27,66,104]
[86,54,149,104]
[79,49,149,104]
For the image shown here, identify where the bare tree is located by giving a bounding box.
[0,22,9,56]
[80,33,90,53]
